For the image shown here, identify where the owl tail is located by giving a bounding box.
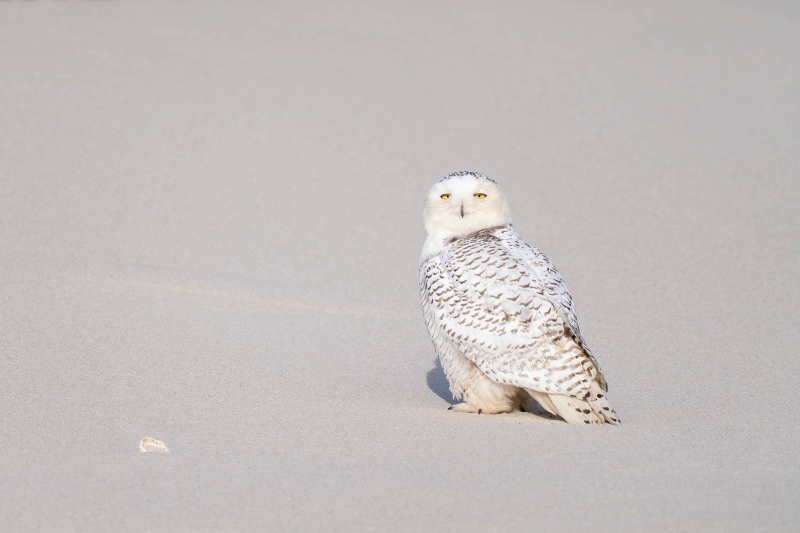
[527,386,620,425]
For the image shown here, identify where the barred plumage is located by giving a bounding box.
[420,172,619,424]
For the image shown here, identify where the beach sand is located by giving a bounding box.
[1,1,798,531]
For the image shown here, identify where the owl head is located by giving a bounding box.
[423,171,512,238]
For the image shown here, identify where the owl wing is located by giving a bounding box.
[431,226,606,397]
[502,229,598,363]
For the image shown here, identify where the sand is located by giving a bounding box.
[1,1,798,531]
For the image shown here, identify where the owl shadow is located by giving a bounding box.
[426,359,457,405]
[426,359,559,420]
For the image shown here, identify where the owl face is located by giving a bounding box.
[424,172,512,237]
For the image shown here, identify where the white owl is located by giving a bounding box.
[420,171,620,424]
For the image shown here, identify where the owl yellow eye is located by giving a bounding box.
[474,193,487,199]
[440,194,450,199]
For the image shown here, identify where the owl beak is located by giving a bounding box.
[460,204,465,218]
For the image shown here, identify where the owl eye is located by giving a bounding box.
[440,194,450,199]
[474,193,487,199]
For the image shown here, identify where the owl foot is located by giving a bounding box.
[448,403,507,414]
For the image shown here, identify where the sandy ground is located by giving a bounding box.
[1,1,799,531]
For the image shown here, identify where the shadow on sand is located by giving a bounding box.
[426,359,457,405]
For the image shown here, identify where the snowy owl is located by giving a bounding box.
[419,171,620,424]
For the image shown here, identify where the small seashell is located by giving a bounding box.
[139,437,169,454]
